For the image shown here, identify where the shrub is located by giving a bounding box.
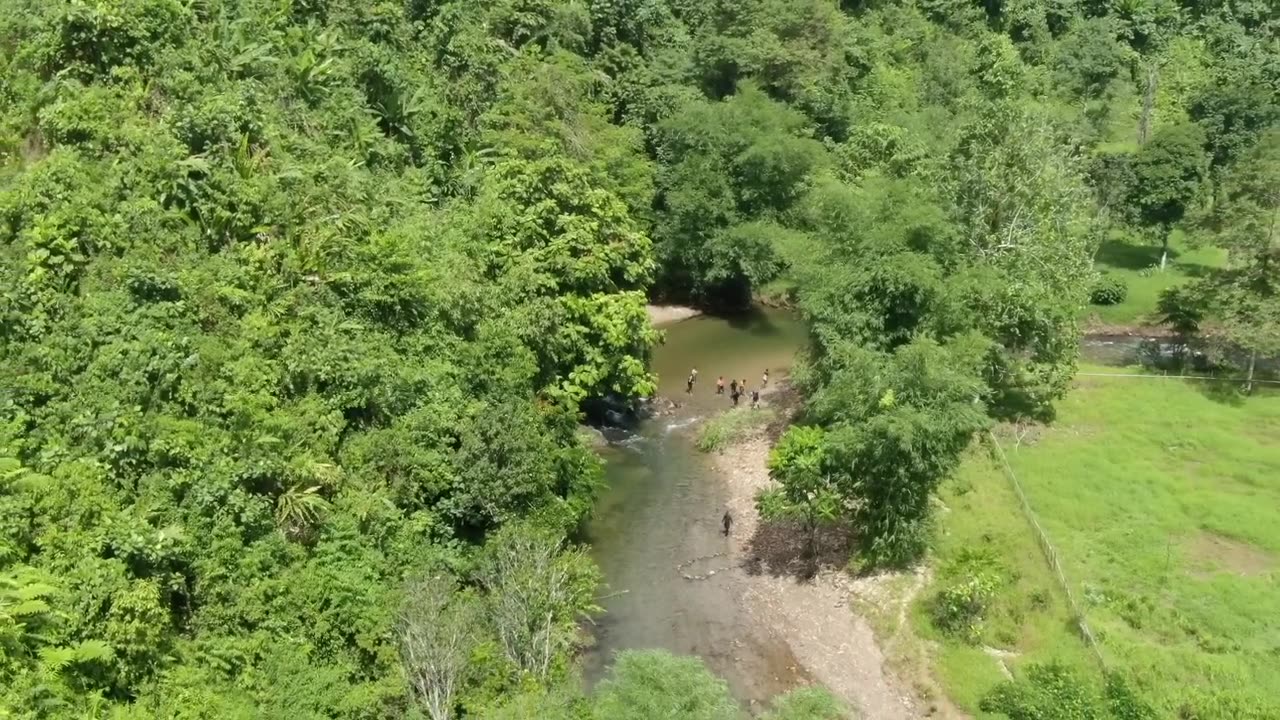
[1105,674,1158,720]
[591,650,739,720]
[933,574,999,643]
[1157,283,1207,336]
[1090,274,1128,305]
[696,408,773,452]
[980,663,1099,719]
[980,664,1158,720]
[762,686,851,719]
[931,549,1004,643]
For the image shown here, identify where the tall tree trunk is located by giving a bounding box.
[1160,232,1169,270]
[1246,350,1257,395]
[1138,63,1159,147]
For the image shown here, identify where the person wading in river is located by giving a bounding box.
[729,378,738,396]
[762,369,769,387]
[716,376,725,394]
[722,510,733,536]
[751,388,760,409]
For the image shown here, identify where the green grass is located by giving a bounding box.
[918,366,1280,718]
[1084,229,1226,327]
[695,407,775,452]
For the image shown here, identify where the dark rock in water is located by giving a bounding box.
[582,393,637,427]
[635,396,676,417]
[584,393,682,426]
[634,396,662,420]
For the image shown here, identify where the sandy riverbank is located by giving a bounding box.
[647,304,702,326]
[697,377,967,718]
[709,434,924,719]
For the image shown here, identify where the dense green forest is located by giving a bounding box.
[0,0,1275,717]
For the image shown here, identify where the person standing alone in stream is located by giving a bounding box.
[722,510,733,536]
[686,367,697,394]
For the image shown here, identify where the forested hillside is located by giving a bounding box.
[0,0,1275,718]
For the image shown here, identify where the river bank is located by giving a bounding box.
[647,303,702,326]
[710,431,923,719]
[586,304,1266,716]
[699,377,965,720]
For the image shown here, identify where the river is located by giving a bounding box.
[581,307,809,708]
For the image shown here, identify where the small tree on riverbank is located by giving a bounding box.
[591,650,739,720]
[805,337,990,569]
[756,425,844,564]
[1155,130,1280,388]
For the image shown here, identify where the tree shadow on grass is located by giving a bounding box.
[1095,238,1217,277]
[1193,377,1248,407]
[1095,239,1163,271]
[1180,263,1217,279]
[741,518,854,583]
[1190,373,1280,406]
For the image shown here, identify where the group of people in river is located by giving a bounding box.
[685,367,769,408]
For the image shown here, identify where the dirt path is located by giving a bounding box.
[710,432,967,719]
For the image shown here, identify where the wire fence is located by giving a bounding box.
[980,370,1275,675]
[986,429,1109,672]
[1077,371,1280,386]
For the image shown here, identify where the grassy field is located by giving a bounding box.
[1083,229,1226,327]
[916,366,1280,718]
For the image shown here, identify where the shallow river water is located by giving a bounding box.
[581,308,808,707]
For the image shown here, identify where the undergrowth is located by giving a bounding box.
[696,408,775,452]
